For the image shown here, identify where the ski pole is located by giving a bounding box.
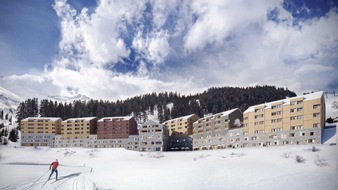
[25,169,50,189]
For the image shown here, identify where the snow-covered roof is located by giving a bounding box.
[64,117,97,122]
[243,91,324,113]
[142,119,161,126]
[193,108,239,124]
[165,114,197,123]
[98,116,133,122]
[21,117,62,122]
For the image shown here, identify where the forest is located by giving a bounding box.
[16,85,296,126]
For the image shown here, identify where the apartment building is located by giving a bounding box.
[21,117,62,147]
[163,114,199,150]
[242,91,325,147]
[139,120,168,152]
[61,117,98,140]
[54,134,139,150]
[193,108,243,150]
[97,116,138,139]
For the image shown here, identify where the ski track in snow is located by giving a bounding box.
[0,163,93,190]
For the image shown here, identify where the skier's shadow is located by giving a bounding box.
[57,172,81,181]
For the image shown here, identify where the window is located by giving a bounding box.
[313,113,320,117]
[271,111,282,116]
[271,128,282,132]
[289,133,295,137]
[254,108,264,113]
[313,104,320,109]
[272,104,282,109]
[271,118,282,123]
[300,132,305,136]
[310,132,314,136]
[254,130,264,134]
[254,121,264,126]
[313,123,320,128]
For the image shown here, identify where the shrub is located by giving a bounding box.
[314,155,328,167]
[312,146,319,152]
[295,155,305,163]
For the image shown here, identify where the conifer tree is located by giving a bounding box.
[8,128,18,142]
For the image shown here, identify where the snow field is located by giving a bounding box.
[0,144,337,190]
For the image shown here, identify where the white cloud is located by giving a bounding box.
[1,0,337,102]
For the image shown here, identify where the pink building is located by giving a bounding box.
[97,116,138,139]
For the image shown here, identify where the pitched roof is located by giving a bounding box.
[63,117,97,122]
[21,117,62,122]
[98,116,133,122]
[243,91,324,113]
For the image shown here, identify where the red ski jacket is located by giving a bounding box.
[50,161,59,170]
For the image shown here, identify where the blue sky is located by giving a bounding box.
[0,0,337,100]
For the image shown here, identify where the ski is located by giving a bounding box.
[41,179,49,188]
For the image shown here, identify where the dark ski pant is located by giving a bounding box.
[49,169,58,180]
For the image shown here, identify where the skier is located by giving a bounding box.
[48,159,59,181]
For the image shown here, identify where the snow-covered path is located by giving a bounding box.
[0,162,93,190]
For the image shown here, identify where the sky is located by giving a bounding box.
[0,0,337,101]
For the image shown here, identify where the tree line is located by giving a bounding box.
[16,85,296,126]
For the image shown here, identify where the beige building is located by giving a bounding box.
[242,91,325,146]
[20,117,62,147]
[164,114,199,150]
[61,117,98,140]
[164,114,199,136]
[193,108,243,150]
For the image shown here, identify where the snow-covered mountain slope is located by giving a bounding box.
[48,94,90,103]
[0,86,22,133]
[0,86,23,109]
[0,143,336,190]
[325,91,338,119]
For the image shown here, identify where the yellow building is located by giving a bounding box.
[21,117,62,147]
[164,114,199,150]
[164,114,199,136]
[61,117,98,140]
[243,91,325,146]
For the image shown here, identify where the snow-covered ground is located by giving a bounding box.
[0,140,337,190]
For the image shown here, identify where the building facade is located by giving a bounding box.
[54,134,139,150]
[21,117,62,147]
[193,108,243,150]
[242,91,325,147]
[61,117,98,140]
[164,114,199,150]
[97,116,138,139]
[139,120,168,152]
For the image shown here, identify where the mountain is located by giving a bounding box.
[48,94,90,103]
[0,86,24,109]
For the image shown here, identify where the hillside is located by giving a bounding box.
[15,85,297,124]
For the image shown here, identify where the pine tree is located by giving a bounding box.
[8,128,18,142]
